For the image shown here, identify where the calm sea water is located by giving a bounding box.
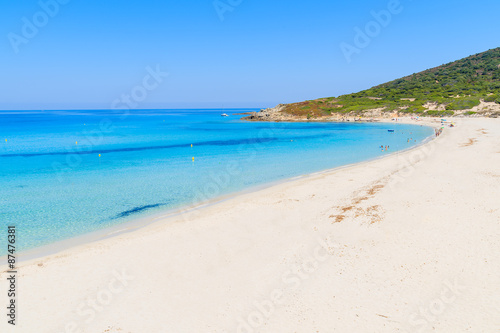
[0,109,433,254]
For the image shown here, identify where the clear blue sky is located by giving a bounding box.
[0,0,499,110]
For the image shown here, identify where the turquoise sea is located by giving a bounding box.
[0,109,433,254]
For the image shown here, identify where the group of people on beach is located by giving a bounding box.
[435,128,443,137]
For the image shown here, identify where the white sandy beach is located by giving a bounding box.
[1,118,499,333]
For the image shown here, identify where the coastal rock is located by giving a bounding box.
[243,104,288,121]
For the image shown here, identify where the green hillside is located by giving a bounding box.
[280,47,500,118]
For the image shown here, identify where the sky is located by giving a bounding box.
[0,0,499,110]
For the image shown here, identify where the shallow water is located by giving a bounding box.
[0,109,433,253]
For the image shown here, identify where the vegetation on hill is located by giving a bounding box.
[279,47,500,118]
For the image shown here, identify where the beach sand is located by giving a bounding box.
[1,118,499,332]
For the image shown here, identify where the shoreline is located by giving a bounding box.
[0,117,440,265]
[1,117,498,332]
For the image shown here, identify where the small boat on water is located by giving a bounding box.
[221,113,228,117]
[388,129,395,132]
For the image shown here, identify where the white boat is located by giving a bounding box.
[221,113,228,117]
